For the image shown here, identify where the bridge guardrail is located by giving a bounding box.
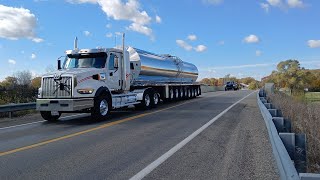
[0,103,36,118]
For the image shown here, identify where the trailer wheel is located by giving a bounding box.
[151,91,160,108]
[169,88,174,101]
[91,94,111,120]
[174,88,179,100]
[180,88,184,99]
[187,88,191,99]
[40,111,61,122]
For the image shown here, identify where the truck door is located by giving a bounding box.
[107,52,121,91]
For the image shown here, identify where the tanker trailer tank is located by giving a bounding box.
[127,47,198,85]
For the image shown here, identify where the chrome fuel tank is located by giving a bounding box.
[127,47,198,84]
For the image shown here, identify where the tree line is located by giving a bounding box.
[199,59,320,93]
[262,59,320,94]
[200,75,260,90]
[0,71,41,105]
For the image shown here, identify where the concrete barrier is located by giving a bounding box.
[200,85,225,93]
[258,89,320,179]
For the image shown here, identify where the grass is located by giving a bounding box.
[268,92,320,173]
[305,92,320,102]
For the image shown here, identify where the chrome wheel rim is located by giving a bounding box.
[145,94,151,107]
[100,99,108,116]
[154,93,159,105]
[170,89,174,99]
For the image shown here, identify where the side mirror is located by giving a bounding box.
[114,56,119,68]
[57,60,62,70]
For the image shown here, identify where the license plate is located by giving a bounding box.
[51,111,59,116]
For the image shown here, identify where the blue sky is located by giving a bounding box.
[0,0,319,81]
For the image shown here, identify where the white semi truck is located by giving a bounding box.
[36,34,200,121]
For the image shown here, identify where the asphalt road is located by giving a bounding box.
[0,90,279,180]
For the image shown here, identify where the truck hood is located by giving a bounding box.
[43,68,103,77]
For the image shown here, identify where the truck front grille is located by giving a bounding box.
[42,76,73,98]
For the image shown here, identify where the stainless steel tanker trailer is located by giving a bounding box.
[36,34,201,121]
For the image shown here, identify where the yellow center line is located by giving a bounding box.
[0,91,228,157]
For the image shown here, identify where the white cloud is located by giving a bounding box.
[187,34,197,41]
[67,0,97,3]
[127,23,152,37]
[260,3,270,12]
[218,40,225,45]
[243,34,260,43]
[176,40,193,51]
[106,23,112,28]
[307,40,320,48]
[256,50,262,56]
[155,15,161,23]
[261,0,305,11]
[31,53,36,59]
[8,59,16,65]
[209,63,274,70]
[32,37,44,43]
[115,32,122,36]
[106,32,113,38]
[69,0,154,38]
[267,0,282,7]
[83,30,91,36]
[202,0,223,5]
[0,5,43,42]
[287,0,304,8]
[194,45,207,52]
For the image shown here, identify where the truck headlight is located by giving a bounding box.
[38,88,42,98]
[77,88,94,94]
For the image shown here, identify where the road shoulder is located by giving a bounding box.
[144,92,280,180]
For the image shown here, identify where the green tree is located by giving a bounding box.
[248,81,259,90]
[31,77,42,89]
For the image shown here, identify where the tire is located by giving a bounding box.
[187,88,191,99]
[40,111,61,122]
[151,91,160,108]
[192,88,196,98]
[169,88,174,101]
[91,94,111,121]
[174,88,179,100]
[135,89,152,110]
[180,88,184,99]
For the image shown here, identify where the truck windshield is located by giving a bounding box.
[63,52,107,69]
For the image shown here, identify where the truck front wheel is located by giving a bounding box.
[40,111,61,122]
[91,95,111,120]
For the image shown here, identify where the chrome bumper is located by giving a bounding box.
[36,98,94,112]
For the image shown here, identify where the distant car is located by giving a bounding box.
[225,81,239,91]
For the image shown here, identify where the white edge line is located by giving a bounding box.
[129,91,257,180]
[0,114,87,130]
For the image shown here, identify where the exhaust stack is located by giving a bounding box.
[74,37,78,50]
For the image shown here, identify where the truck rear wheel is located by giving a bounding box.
[40,111,61,122]
[135,89,152,110]
[91,95,111,120]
